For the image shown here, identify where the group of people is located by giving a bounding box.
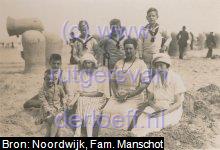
[36,7,187,137]
[69,7,171,68]
[176,26,217,59]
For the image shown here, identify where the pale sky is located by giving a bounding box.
[0,0,220,40]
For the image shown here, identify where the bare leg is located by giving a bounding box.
[46,116,58,137]
[86,123,94,137]
[74,126,81,137]
[50,122,58,137]
[45,123,51,137]
[74,119,82,137]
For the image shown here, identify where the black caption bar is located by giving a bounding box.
[0,137,164,149]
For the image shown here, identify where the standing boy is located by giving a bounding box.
[139,7,171,67]
[69,20,98,65]
[98,19,126,71]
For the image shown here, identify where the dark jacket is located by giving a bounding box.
[206,34,216,49]
[177,31,189,47]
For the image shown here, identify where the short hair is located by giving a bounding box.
[49,54,61,62]
[123,38,138,49]
[147,7,158,16]
[78,20,89,29]
[110,19,121,27]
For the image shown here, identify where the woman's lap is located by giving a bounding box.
[76,97,104,124]
[101,97,142,130]
[131,106,183,136]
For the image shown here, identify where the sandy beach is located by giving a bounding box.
[0,46,220,149]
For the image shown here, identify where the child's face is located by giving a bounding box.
[50,60,61,72]
[110,23,122,35]
[44,73,57,87]
[147,11,158,25]
[79,23,89,36]
[155,62,169,73]
[83,60,94,69]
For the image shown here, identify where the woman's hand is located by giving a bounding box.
[117,92,130,102]
[151,104,162,112]
[98,98,109,110]
[150,109,167,118]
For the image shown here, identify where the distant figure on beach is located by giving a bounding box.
[177,26,189,59]
[0,42,4,48]
[197,33,206,50]
[189,32,194,50]
[206,32,216,58]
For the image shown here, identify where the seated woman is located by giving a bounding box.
[72,52,110,137]
[131,53,186,136]
[101,38,149,130]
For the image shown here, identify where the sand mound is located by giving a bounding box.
[198,84,220,93]
[0,109,46,137]
[148,122,210,149]
[197,84,220,106]
[147,84,220,149]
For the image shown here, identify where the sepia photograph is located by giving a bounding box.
[0,0,220,149]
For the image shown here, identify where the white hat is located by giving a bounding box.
[80,52,98,67]
[152,53,171,66]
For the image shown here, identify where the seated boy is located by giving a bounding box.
[38,54,71,137]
